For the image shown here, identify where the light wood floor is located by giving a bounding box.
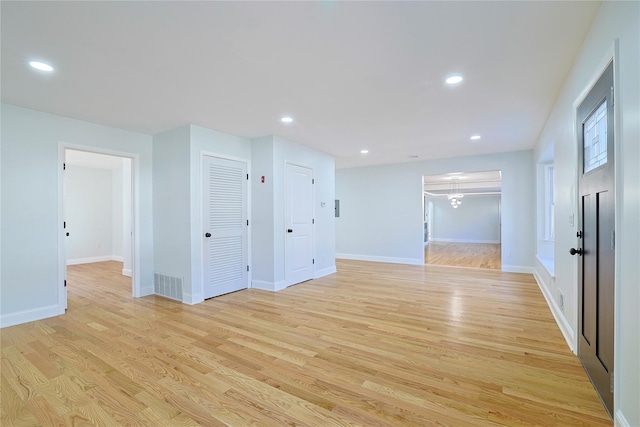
[1,260,610,426]
[425,241,502,270]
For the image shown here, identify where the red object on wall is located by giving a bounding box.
[261,176,265,183]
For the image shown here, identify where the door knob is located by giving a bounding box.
[205,232,211,238]
[287,229,293,233]
[569,248,583,256]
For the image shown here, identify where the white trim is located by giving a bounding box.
[431,238,501,244]
[1,305,60,328]
[59,143,141,304]
[336,253,424,266]
[251,280,288,292]
[182,292,204,305]
[501,265,535,274]
[315,265,337,278]
[533,268,575,353]
[140,285,154,297]
[615,409,630,427]
[122,268,132,277]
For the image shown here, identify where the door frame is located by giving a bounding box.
[284,160,316,287]
[198,151,251,301]
[571,42,621,408]
[57,142,141,313]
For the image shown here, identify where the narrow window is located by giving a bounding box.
[544,164,555,241]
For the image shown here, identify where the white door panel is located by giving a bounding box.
[285,163,314,286]
[203,156,248,299]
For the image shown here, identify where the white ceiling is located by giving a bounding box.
[1,1,600,169]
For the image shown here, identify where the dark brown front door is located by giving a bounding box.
[576,61,614,417]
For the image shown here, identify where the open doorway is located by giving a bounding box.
[423,171,502,269]
[63,149,134,307]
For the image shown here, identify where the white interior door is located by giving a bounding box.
[203,156,248,299]
[285,163,314,286]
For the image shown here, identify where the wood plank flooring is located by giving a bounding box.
[1,260,611,426]
[425,241,501,270]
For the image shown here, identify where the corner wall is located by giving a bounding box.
[152,125,192,298]
[1,104,154,327]
[532,2,639,424]
[251,136,336,290]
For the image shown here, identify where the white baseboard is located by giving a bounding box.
[501,265,535,274]
[140,286,154,297]
[533,268,576,353]
[431,238,501,244]
[122,268,132,277]
[182,292,203,305]
[1,304,61,328]
[315,265,337,278]
[336,253,424,266]
[251,280,288,292]
[67,255,123,265]
[615,409,630,427]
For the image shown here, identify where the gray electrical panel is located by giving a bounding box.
[335,200,340,217]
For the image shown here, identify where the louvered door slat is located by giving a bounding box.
[203,156,248,299]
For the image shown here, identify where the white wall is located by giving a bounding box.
[250,136,276,285]
[532,2,639,425]
[336,150,533,270]
[430,195,501,243]
[1,104,154,327]
[64,166,114,263]
[251,135,336,290]
[64,164,127,265]
[152,125,192,296]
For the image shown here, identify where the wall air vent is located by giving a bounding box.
[154,273,183,301]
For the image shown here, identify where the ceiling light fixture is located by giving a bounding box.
[280,116,293,123]
[29,61,54,72]
[447,177,464,209]
[360,149,369,154]
[470,135,481,140]
[445,74,463,85]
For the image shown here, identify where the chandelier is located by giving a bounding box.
[447,177,464,209]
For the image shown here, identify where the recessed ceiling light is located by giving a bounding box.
[29,61,54,72]
[360,149,369,154]
[470,135,481,140]
[408,155,419,158]
[445,74,463,85]
[280,116,293,123]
